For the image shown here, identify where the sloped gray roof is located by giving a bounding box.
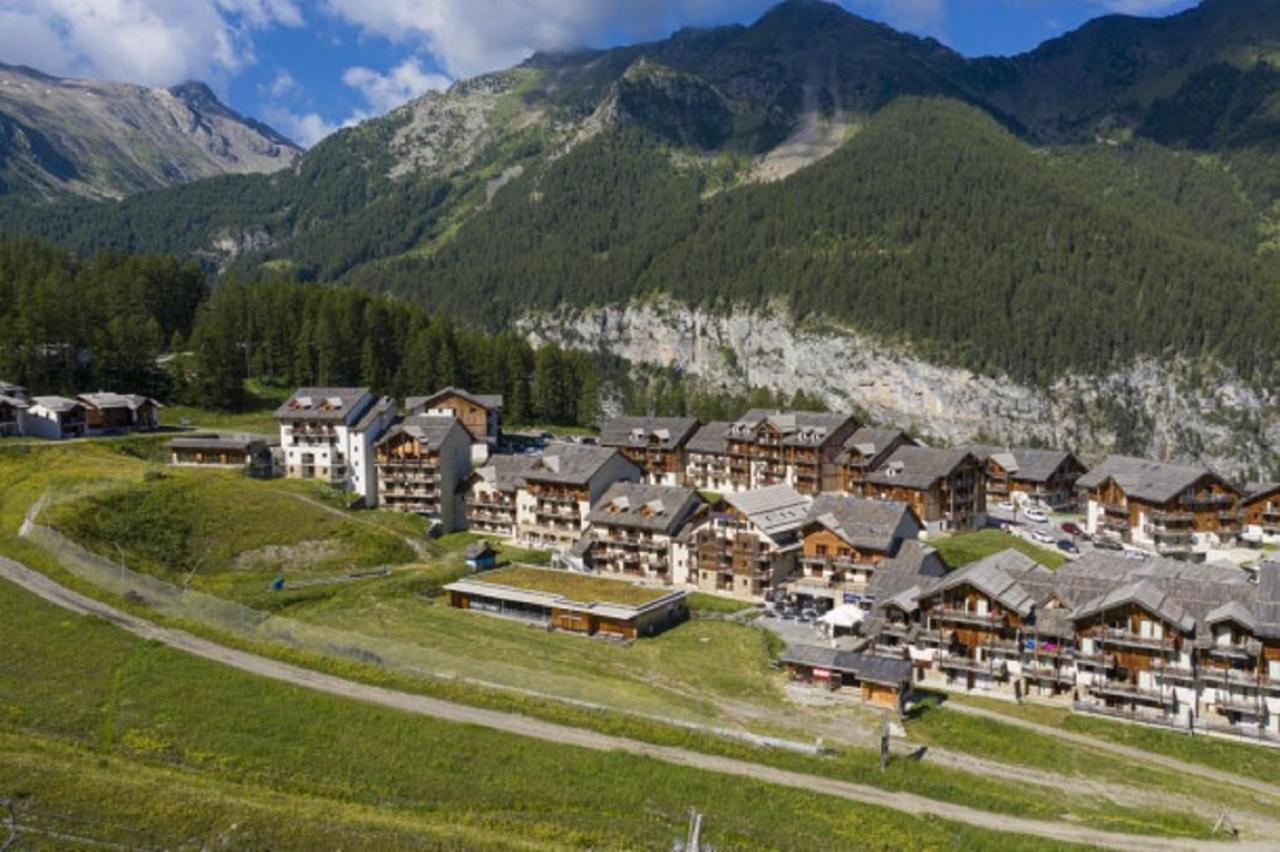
[524,443,634,486]
[1076,455,1235,503]
[1204,600,1257,631]
[1243,483,1280,505]
[474,453,540,493]
[866,541,947,604]
[275,388,373,423]
[962,445,1083,484]
[30,395,83,414]
[725,485,811,536]
[78,391,157,411]
[1076,579,1196,633]
[726,409,853,447]
[780,646,913,686]
[804,495,918,552]
[1257,561,1280,639]
[863,446,977,491]
[168,435,266,452]
[926,550,1048,618]
[599,416,700,451]
[0,394,29,409]
[379,414,465,452]
[353,396,397,432]
[839,427,912,466]
[686,421,733,455]
[586,482,701,534]
[406,387,504,414]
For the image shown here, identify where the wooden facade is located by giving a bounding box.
[376,431,447,515]
[412,390,500,444]
[1242,486,1280,539]
[1084,473,1242,555]
[856,461,984,532]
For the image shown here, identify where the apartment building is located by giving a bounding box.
[680,485,810,600]
[275,388,397,505]
[838,428,916,491]
[581,482,703,583]
[599,416,700,486]
[787,495,923,608]
[375,415,472,530]
[466,454,540,538]
[724,410,861,495]
[515,443,640,548]
[1241,483,1280,544]
[963,446,1088,510]
[860,551,1280,743]
[77,392,162,435]
[1078,455,1242,556]
[856,446,986,533]
[406,388,503,451]
[685,421,734,492]
[21,396,88,440]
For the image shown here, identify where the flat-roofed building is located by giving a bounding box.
[168,434,276,477]
[445,566,688,639]
[582,482,702,584]
[856,446,986,533]
[375,414,472,529]
[599,416,700,486]
[276,388,397,506]
[1078,455,1242,556]
[516,443,640,548]
[684,485,810,600]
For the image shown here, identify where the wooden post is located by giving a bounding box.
[879,713,891,772]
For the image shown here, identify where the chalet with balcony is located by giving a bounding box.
[856,447,985,533]
[168,435,276,477]
[375,415,472,530]
[515,443,640,548]
[21,396,88,440]
[684,485,810,600]
[581,482,702,583]
[276,388,397,505]
[962,446,1087,510]
[723,410,860,495]
[1241,483,1280,544]
[838,427,916,491]
[684,421,734,492]
[0,393,28,438]
[788,496,922,608]
[599,416,700,486]
[406,388,503,452]
[1078,456,1242,556]
[77,392,162,435]
[466,454,539,539]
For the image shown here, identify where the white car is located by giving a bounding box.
[996,501,1015,512]
[1031,530,1056,545]
[1023,507,1049,524]
[1122,549,1149,561]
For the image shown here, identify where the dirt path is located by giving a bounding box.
[946,702,1280,800]
[0,557,1267,852]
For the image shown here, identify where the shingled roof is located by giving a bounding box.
[924,550,1049,618]
[727,410,854,447]
[863,446,978,491]
[963,445,1083,484]
[780,645,913,687]
[524,443,635,486]
[377,414,465,451]
[472,453,540,493]
[1257,560,1280,640]
[586,482,701,534]
[724,485,811,537]
[1076,579,1197,633]
[1076,455,1236,504]
[804,495,919,552]
[838,427,912,467]
[405,387,504,414]
[599,416,700,451]
[686,421,733,455]
[275,388,374,423]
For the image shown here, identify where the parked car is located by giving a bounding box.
[1057,540,1079,554]
[996,501,1015,512]
[1060,522,1084,537]
[1024,507,1049,524]
[1093,538,1124,552]
[1031,530,1056,545]
[1122,549,1149,562]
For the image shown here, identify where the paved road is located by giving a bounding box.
[0,556,1267,851]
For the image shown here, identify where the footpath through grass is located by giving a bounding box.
[0,577,1069,851]
[933,529,1066,569]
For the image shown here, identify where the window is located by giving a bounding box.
[975,599,989,616]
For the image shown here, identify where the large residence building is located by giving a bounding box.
[724,410,860,495]
[860,551,1280,742]
[466,454,539,538]
[1241,483,1280,545]
[679,485,810,600]
[685,422,734,493]
[583,482,703,583]
[515,443,640,548]
[406,388,503,453]
[856,446,986,533]
[374,415,473,530]
[599,416,700,486]
[276,388,397,506]
[838,428,916,492]
[788,496,923,608]
[1078,456,1242,556]
[963,446,1087,510]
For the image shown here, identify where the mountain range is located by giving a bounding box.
[0,62,301,200]
[0,0,1277,473]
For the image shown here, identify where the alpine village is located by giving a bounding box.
[3,1,1280,850]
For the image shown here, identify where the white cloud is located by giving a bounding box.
[263,105,341,147]
[324,0,780,79]
[342,57,450,114]
[0,0,302,87]
[266,69,299,98]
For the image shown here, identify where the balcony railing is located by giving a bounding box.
[939,654,1007,677]
[1096,628,1177,652]
[1088,682,1176,706]
[1021,664,1074,684]
[931,607,1005,627]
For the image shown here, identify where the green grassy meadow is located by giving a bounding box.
[932,529,1067,570]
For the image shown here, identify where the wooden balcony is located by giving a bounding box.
[1088,681,1176,706]
[931,607,1005,628]
[1096,628,1177,652]
[939,654,1007,677]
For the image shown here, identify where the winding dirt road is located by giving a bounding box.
[0,555,1266,852]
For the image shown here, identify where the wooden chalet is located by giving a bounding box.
[857,446,986,533]
[686,485,810,600]
[1078,456,1242,556]
[838,427,916,491]
[963,445,1087,510]
[1241,483,1280,544]
[406,388,503,446]
[582,482,702,583]
[22,396,87,440]
[515,443,640,547]
[780,645,914,715]
[599,416,700,486]
[77,391,161,435]
[374,415,472,529]
[722,410,860,495]
[168,434,276,477]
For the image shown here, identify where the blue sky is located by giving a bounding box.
[0,1,1198,147]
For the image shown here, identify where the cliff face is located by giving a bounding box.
[520,300,1280,481]
[0,64,301,201]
